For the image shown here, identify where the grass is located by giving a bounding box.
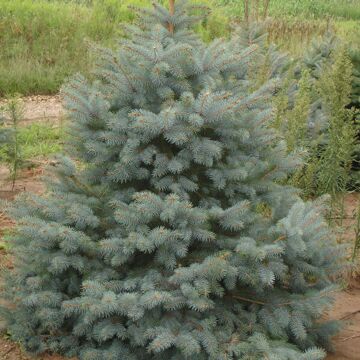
[0,0,359,96]
[0,121,63,192]
[225,0,360,20]
[18,122,63,159]
[0,122,63,169]
[0,229,14,250]
[0,0,119,95]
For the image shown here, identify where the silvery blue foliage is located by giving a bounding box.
[1,2,344,359]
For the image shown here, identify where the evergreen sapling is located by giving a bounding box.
[1,2,345,359]
[0,96,24,189]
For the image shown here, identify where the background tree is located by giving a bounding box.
[243,27,359,200]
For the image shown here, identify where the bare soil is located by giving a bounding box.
[0,338,73,360]
[0,95,63,124]
[326,284,360,360]
[0,167,45,200]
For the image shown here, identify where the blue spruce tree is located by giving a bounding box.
[1,1,345,359]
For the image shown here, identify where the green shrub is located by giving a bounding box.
[316,48,358,196]
[281,48,358,202]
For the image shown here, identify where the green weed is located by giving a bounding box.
[18,122,63,160]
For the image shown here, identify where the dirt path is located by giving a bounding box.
[0,95,63,124]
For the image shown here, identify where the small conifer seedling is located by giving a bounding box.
[0,96,24,189]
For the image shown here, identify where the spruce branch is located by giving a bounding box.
[230,289,338,307]
[68,175,105,201]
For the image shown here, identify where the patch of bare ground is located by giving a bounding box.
[326,283,360,360]
[0,95,63,124]
[0,166,45,199]
[0,337,74,360]
[324,192,360,359]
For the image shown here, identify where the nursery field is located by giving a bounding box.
[0,0,359,95]
[0,0,360,359]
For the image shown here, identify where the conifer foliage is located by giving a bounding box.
[1,1,345,359]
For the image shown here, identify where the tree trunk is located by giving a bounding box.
[263,0,270,19]
[254,0,259,21]
[244,0,249,25]
[168,0,175,33]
